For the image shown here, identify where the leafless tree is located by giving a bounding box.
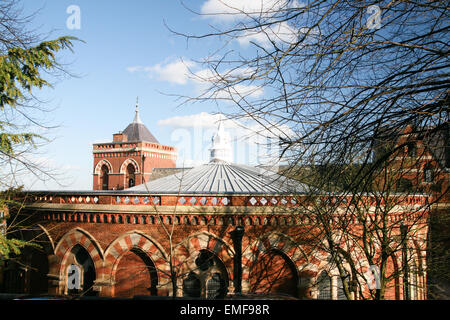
[169,0,448,299]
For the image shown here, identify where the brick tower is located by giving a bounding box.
[92,99,177,190]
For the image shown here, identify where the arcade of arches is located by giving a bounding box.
[1,220,427,300]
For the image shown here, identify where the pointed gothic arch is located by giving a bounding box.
[53,228,104,295]
[103,231,169,296]
[173,231,234,277]
[94,159,113,175]
[242,232,309,297]
[174,232,234,298]
[120,158,140,188]
[119,158,140,174]
[95,159,113,190]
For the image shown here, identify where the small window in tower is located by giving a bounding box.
[101,164,109,190]
[126,163,136,188]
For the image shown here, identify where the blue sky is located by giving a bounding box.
[19,0,293,190]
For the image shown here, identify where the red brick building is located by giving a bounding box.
[93,102,177,190]
[373,124,449,199]
[373,124,449,298]
[1,123,431,300]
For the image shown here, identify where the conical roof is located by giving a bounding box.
[127,162,308,194]
[122,100,159,143]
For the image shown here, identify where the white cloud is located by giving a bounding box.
[126,66,142,73]
[158,112,294,166]
[158,112,231,129]
[200,0,292,22]
[158,112,293,140]
[128,58,264,100]
[148,59,196,85]
[200,1,308,48]
[126,59,196,85]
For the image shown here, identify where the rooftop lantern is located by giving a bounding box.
[209,120,233,163]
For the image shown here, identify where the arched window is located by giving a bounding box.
[101,165,109,190]
[317,271,332,299]
[127,163,135,188]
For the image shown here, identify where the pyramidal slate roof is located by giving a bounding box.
[127,161,309,194]
[122,103,159,144]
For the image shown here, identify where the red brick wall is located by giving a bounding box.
[30,209,427,300]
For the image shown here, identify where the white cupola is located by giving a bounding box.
[210,121,233,163]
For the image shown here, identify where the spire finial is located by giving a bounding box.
[133,96,142,124]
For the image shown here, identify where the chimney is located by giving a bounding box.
[113,132,128,142]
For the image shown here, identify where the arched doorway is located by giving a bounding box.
[114,248,157,298]
[66,244,96,296]
[101,165,109,190]
[249,249,298,297]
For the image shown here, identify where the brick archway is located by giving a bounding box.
[104,231,169,296]
[94,159,113,174]
[173,232,234,297]
[52,228,104,294]
[119,158,140,174]
[174,232,234,280]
